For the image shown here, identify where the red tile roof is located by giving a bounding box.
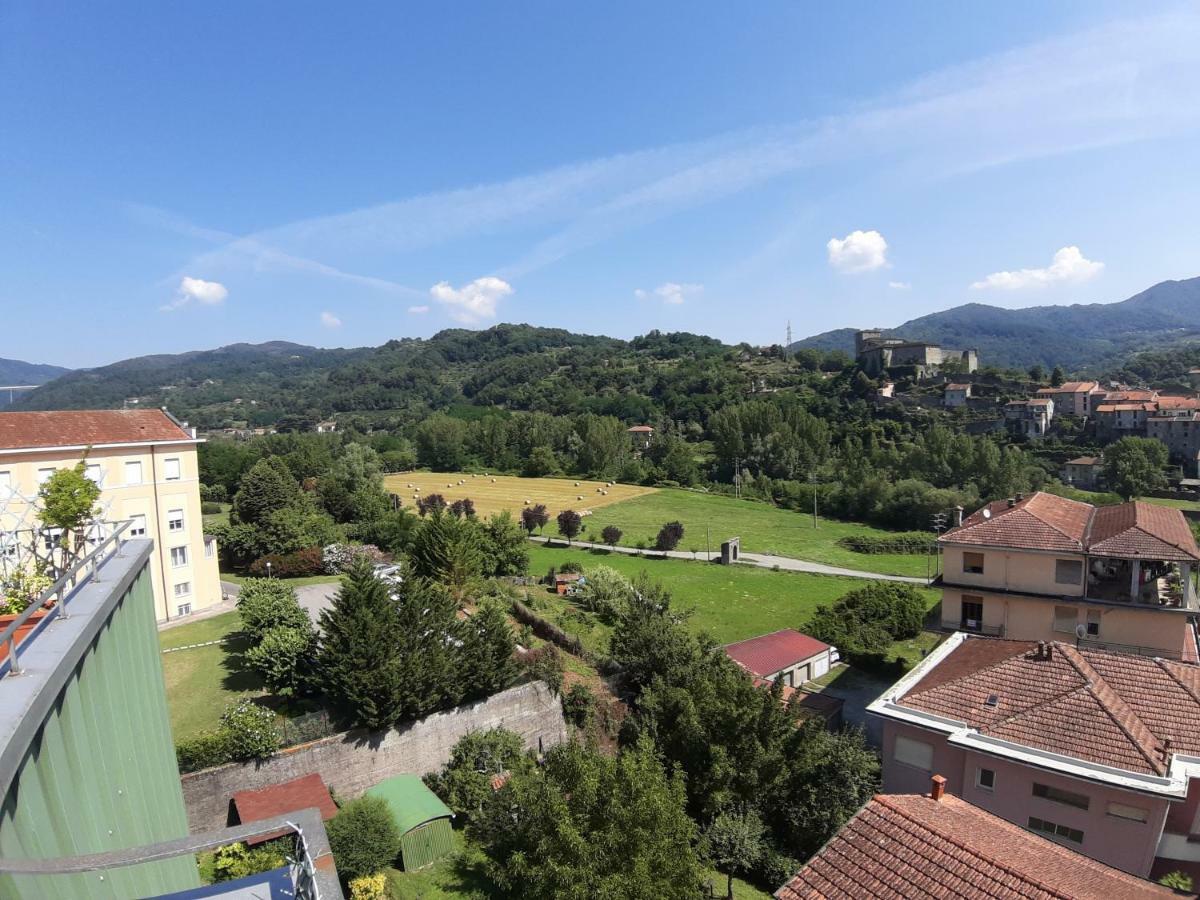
[627,425,654,432]
[896,638,1200,776]
[1057,381,1100,393]
[775,792,1174,899]
[1156,396,1200,410]
[1066,456,1101,465]
[232,773,338,845]
[942,491,1200,561]
[945,383,970,391]
[725,629,830,678]
[0,409,194,451]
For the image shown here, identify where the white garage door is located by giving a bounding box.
[811,654,829,679]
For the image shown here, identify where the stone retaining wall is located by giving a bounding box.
[181,681,566,831]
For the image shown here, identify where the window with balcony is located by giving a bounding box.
[893,735,933,772]
[1055,559,1083,585]
[164,457,181,481]
[962,552,985,575]
[960,598,984,632]
[1053,606,1077,634]
[167,508,185,532]
[170,546,189,568]
[1028,816,1083,844]
[1033,782,1090,810]
[125,461,143,485]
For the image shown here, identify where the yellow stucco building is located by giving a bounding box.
[0,409,221,622]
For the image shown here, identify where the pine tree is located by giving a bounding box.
[231,456,301,526]
[464,600,519,699]
[393,576,466,717]
[314,559,405,730]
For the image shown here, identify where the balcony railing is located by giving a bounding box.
[942,620,1005,637]
[1,520,133,678]
[1073,636,1185,661]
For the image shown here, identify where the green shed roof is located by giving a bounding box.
[365,774,454,835]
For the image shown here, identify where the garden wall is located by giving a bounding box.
[180,681,567,831]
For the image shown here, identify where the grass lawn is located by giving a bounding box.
[202,501,231,528]
[581,488,933,577]
[219,571,342,588]
[1141,496,1200,511]
[524,544,940,654]
[159,611,267,740]
[384,471,656,520]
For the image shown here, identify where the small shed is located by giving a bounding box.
[231,773,338,846]
[554,572,582,595]
[366,774,455,871]
[724,629,836,687]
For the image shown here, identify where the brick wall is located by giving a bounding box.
[180,681,567,831]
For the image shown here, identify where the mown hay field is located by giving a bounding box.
[384,472,657,520]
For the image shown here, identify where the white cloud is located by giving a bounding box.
[970,246,1105,291]
[160,276,228,311]
[635,282,703,305]
[429,276,513,323]
[827,230,889,273]
[888,281,912,290]
[320,311,342,328]
[408,305,430,314]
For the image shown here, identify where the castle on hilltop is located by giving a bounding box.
[854,329,978,378]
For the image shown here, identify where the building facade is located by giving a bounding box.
[854,330,978,378]
[0,410,221,622]
[937,492,1200,660]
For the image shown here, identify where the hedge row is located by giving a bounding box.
[837,533,935,555]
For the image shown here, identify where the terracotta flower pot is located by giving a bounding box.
[0,609,50,663]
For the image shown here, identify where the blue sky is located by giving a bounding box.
[3,2,1200,367]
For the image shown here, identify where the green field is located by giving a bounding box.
[581,489,932,577]
[219,571,342,588]
[525,544,940,654]
[159,611,266,740]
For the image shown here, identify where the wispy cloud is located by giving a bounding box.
[635,282,703,305]
[408,305,430,314]
[888,281,911,291]
[320,311,342,328]
[160,276,227,312]
[146,10,1200,297]
[970,246,1104,291]
[828,230,889,273]
[430,277,513,324]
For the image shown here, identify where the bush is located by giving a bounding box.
[201,483,230,504]
[562,682,595,729]
[176,731,233,773]
[248,546,324,578]
[210,840,287,883]
[349,873,388,900]
[576,565,633,622]
[520,644,564,694]
[201,500,224,515]
[655,521,685,552]
[322,542,385,574]
[807,582,929,662]
[558,560,584,575]
[245,625,314,698]
[326,795,402,882]
[836,533,933,555]
[220,699,280,761]
[1159,871,1194,891]
[236,578,310,638]
[600,524,622,546]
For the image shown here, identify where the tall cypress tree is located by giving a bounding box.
[393,575,466,718]
[315,559,405,730]
[464,599,519,699]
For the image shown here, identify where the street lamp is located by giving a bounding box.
[265,561,273,579]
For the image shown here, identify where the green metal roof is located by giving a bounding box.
[366,774,453,835]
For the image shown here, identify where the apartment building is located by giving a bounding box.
[1094,401,1157,436]
[937,491,1200,660]
[869,633,1200,880]
[1148,411,1200,470]
[1046,381,1106,417]
[0,410,220,621]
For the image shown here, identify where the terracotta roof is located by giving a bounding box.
[1066,456,1101,465]
[775,792,1174,899]
[0,409,194,451]
[945,383,970,391]
[1157,396,1200,410]
[942,491,1200,561]
[725,629,830,678]
[1105,391,1158,403]
[1057,381,1100,393]
[232,773,338,845]
[1026,398,1051,407]
[896,638,1200,776]
[1095,403,1155,413]
[627,425,654,432]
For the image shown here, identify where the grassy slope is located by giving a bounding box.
[581,489,932,577]
[219,571,342,587]
[159,611,266,740]
[525,544,940,653]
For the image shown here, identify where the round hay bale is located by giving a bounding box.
[524,499,531,505]
[577,495,583,500]
[574,481,580,487]
[491,478,496,483]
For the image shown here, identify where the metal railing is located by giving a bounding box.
[1073,636,1183,660]
[1,520,132,678]
[941,621,1005,637]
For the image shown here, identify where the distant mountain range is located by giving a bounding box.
[792,276,1200,372]
[0,357,72,408]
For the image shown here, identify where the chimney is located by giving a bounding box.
[1037,640,1047,659]
[1015,492,1024,502]
[953,506,964,527]
[1007,497,1016,508]
[930,774,947,802]
[1045,643,1054,661]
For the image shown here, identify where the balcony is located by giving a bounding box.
[1086,557,1194,610]
[941,620,1005,637]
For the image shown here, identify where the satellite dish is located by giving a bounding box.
[1075,624,1088,639]
[982,508,992,519]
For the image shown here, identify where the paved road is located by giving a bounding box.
[527,537,928,585]
[219,579,340,624]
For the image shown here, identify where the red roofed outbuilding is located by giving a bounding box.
[724,629,836,687]
[232,773,338,846]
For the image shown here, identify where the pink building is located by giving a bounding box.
[938,491,1200,661]
[869,634,1200,879]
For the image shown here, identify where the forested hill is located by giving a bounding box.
[793,276,1200,371]
[0,357,70,385]
[13,325,758,428]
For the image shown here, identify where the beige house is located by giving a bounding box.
[0,410,221,622]
[938,492,1200,661]
[944,383,971,408]
[1062,455,1104,490]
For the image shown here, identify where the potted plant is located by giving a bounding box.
[0,566,56,661]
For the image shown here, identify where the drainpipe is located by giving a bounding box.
[150,445,169,623]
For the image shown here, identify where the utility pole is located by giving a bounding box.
[786,321,793,355]
[929,513,948,582]
[809,472,819,528]
[706,525,711,563]
[733,457,742,499]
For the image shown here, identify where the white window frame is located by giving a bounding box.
[0,470,12,496]
[205,538,216,559]
[176,602,192,616]
[124,461,143,486]
[976,767,996,792]
[164,457,181,481]
[167,508,185,533]
[128,514,147,538]
[170,545,189,568]
[85,463,103,485]
[893,735,933,772]
[37,467,56,486]
[173,581,192,598]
